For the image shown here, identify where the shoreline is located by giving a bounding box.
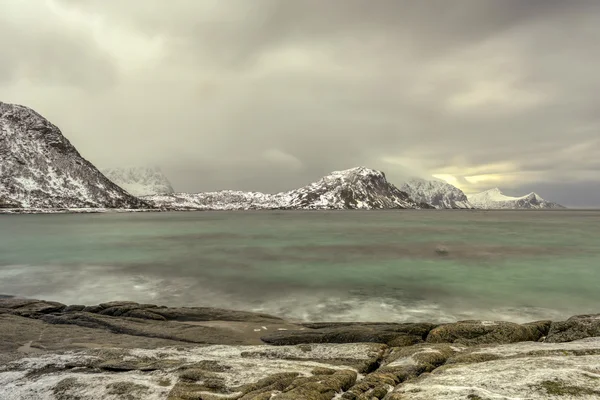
[2,207,594,215]
[2,298,600,399]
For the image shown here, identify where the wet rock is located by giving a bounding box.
[262,323,435,347]
[0,298,66,316]
[78,301,284,323]
[546,314,600,343]
[426,320,547,345]
[40,312,250,344]
[63,305,86,312]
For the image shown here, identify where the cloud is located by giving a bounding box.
[1,0,600,205]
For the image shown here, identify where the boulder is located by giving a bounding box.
[546,314,600,342]
[426,320,549,345]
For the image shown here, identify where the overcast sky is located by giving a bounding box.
[2,1,599,207]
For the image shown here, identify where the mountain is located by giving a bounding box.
[400,178,473,209]
[0,102,148,209]
[467,188,565,209]
[101,167,175,197]
[144,167,432,210]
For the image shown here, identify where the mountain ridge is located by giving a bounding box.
[0,102,149,209]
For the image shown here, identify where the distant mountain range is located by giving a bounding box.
[143,167,431,210]
[0,101,566,211]
[467,188,565,209]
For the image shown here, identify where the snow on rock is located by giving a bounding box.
[145,190,283,211]
[284,166,427,210]
[0,102,148,209]
[143,167,431,210]
[101,166,175,197]
[467,188,565,210]
[400,178,473,209]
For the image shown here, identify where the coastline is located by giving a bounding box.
[2,298,600,399]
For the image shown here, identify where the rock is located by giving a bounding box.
[82,301,283,323]
[239,372,300,399]
[63,305,86,312]
[274,369,357,399]
[240,343,386,374]
[262,323,435,347]
[0,101,149,209]
[386,338,600,399]
[0,298,66,316]
[40,312,253,345]
[426,320,549,345]
[343,344,458,399]
[546,314,600,343]
[0,343,379,400]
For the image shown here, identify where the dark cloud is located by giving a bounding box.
[2,0,600,205]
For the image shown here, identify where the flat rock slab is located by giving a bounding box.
[386,338,600,399]
[0,298,283,323]
[0,343,384,400]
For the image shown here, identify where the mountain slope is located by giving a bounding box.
[400,178,473,209]
[283,167,426,209]
[144,167,432,210]
[101,167,175,197]
[0,102,148,209]
[467,188,565,209]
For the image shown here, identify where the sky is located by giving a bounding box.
[1,1,600,207]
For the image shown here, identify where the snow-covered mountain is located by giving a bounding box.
[101,167,174,197]
[467,188,565,209]
[0,102,149,209]
[400,178,473,209]
[144,167,432,210]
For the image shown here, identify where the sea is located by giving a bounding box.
[1,210,599,323]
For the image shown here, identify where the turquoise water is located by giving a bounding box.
[1,210,599,322]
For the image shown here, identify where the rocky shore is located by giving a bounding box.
[2,298,600,399]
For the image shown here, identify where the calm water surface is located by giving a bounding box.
[1,210,599,323]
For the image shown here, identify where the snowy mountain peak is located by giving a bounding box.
[400,177,473,209]
[101,166,175,197]
[0,101,148,209]
[468,188,564,209]
[285,166,422,210]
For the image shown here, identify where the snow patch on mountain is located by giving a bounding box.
[144,167,431,210]
[468,188,565,209]
[101,166,175,197]
[400,178,473,209]
[0,102,148,209]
